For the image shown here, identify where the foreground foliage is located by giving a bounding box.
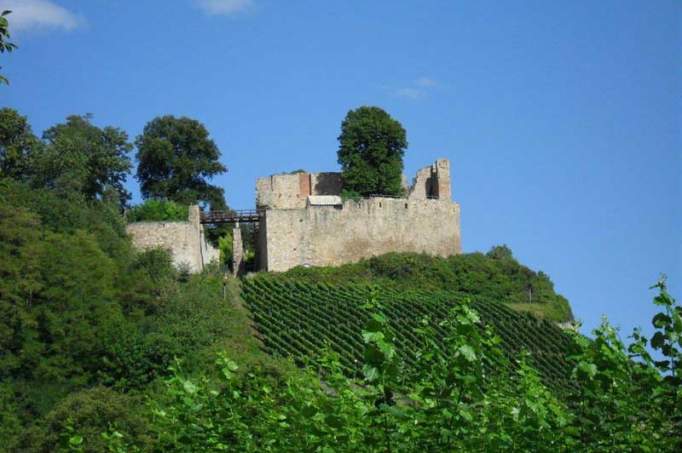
[102,281,680,452]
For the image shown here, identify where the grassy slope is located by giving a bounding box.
[272,252,574,322]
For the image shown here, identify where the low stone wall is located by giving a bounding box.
[126,206,219,273]
[261,197,461,272]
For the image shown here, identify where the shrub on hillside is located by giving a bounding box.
[19,387,153,453]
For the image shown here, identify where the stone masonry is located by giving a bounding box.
[232,224,244,276]
[126,205,219,273]
[255,159,461,272]
[126,159,461,275]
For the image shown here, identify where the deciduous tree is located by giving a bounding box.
[337,106,407,198]
[35,115,133,206]
[0,108,39,180]
[135,115,227,210]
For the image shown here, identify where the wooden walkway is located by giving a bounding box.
[200,209,263,225]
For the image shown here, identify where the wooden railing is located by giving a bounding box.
[200,209,264,224]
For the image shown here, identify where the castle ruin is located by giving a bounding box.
[253,158,460,272]
[126,158,461,274]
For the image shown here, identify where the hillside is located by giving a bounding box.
[242,277,577,390]
[1,178,679,451]
[276,250,573,322]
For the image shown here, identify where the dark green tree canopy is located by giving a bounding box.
[36,115,133,206]
[135,115,227,210]
[0,108,39,180]
[337,106,407,197]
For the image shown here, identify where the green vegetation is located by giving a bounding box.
[100,282,680,452]
[0,108,38,179]
[337,106,407,198]
[279,249,573,322]
[40,114,133,207]
[0,109,133,208]
[0,178,275,451]
[126,199,189,222]
[1,106,680,451]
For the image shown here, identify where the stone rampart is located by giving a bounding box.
[255,158,461,272]
[126,206,219,273]
[260,197,461,272]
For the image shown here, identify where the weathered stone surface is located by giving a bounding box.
[256,172,343,209]
[260,197,461,272]
[232,225,244,276]
[126,205,218,273]
[129,159,460,274]
[255,159,461,272]
[307,195,343,206]
[408,158,451,200]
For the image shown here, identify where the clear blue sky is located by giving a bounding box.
[2,0,680,337]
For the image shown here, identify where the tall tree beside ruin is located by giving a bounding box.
[36,115,133,207]
[337,106,407,197]
[136,115,227,210]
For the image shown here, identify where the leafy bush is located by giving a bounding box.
[0,382,21,450]
[20,387,152,453]
[218,230,233,265]
[126,199,188,222]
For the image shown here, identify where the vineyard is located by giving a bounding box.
[242,277,578,389]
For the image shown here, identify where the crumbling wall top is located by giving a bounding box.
[407,158,451,201]
[256,172,342,209]
[256,159,452,208]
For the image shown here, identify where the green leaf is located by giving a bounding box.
[652,313,671,328]
[458,344,476,362]
[651,332,666,349]
[362,364,379,382]
[183,380,198,394]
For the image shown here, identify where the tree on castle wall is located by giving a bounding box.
[337,106,407,198]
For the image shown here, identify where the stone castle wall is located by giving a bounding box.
[256,159,461,272]
[260,197,461,272]
[126,206,219,273]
